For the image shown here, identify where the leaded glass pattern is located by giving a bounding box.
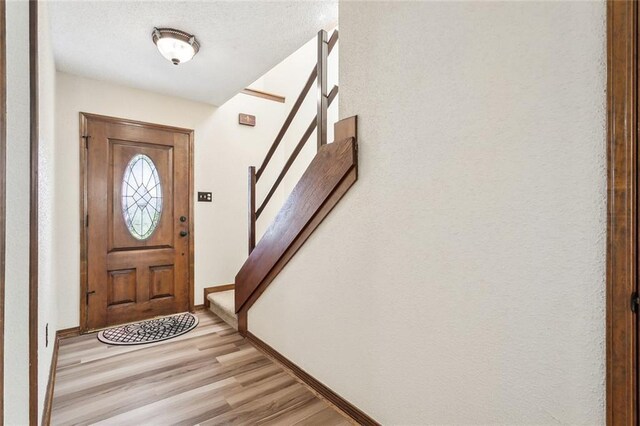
[121,154,163,240]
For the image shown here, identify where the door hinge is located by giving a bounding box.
[631,292,639,313]
[86,214,89,227]
[81,135,91,148]
[86,290,95,305]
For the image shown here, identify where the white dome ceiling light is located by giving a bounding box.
[152,27,200,65]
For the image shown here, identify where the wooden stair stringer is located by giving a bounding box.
[234,117,358,333]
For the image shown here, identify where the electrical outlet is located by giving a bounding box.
[198,192,212,202]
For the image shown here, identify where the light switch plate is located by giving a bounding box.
[198,192,212,202]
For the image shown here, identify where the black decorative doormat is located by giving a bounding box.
[97,312,199,346]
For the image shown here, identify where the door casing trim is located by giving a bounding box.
[79,112,195,333]
[29,0,38,423]
[0,0,6,423]
[607,1,637,423]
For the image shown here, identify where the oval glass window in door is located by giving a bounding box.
[121,154,163,240]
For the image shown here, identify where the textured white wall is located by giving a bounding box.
[249,1,606,424]
[38,1,58,423]
[54,33,325,328]
[5,1,31,424]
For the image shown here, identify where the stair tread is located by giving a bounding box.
[207,290,237,330]
[207,290,235,314]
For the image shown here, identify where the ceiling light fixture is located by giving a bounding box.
[152,27,200,66]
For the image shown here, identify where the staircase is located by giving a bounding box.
[235,125,356,328]
[207,110,357,332]
[231,29,358,335]
[200,30,358,334]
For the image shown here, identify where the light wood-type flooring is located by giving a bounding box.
[50,311,351,425]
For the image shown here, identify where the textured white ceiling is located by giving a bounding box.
[48,1,337,106]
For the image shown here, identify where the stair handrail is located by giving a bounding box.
[255,30,338,182]
[256,86,338,218]
[248,29,338,253]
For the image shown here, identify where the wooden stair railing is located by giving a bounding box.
[255,85,339,219]
[247,29,339,254]
[237,29,358,334]
[254,30,338,183]
[236,117,358,331]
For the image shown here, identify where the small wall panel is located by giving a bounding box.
[149,265,174,300]
[108,269,136,306]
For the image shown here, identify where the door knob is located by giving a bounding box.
[180,230,188,237]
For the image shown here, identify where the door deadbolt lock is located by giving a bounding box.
[180,216,187,222]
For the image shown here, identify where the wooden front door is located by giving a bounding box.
[82,114,193,331]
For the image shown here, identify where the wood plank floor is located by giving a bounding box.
[51,311,351,425]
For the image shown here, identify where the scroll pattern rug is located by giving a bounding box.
[97,312,198,345]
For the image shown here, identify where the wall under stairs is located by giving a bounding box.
[246,1,607,424]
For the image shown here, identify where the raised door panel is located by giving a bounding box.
[107,269,136,307]
[149,266,175,300]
